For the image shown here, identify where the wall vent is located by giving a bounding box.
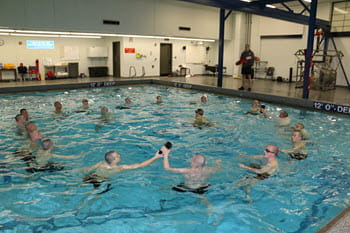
[260,34,302,39]
[103,20,120,25]
[178,26,191,31]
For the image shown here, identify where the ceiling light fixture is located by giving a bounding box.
[60,35,102,39]
[11,33,59,37]
[266,4,276,9]
[0,28,215,42]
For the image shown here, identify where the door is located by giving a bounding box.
[113,41,121,77]
[160,43,172,76]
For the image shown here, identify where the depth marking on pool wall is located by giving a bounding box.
[313,101,350,114]
[173,83,193,89]
[90,82,117,88]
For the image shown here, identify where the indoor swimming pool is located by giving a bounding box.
[0,85,349,233]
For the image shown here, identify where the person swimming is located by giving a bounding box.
[25,139,78,173]
[193,108,212,129]
[25,122,43,145]
[190,95,208,105]
[281,131,308,160]
[14,114,26,135]
[293,123,311,140]
[156,95,163,104]
[238,145,279,181]
[76,99,90,113]
[54,101,63,114]
[262,110,291,127]
[116,97,132,109]
[245,100,260,115]
[162,146,221,194]
[82,149,163,191]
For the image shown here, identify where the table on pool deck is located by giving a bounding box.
[0,69,18,81]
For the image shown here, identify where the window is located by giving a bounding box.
[331,1,350,33]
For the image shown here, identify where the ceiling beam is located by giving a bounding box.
[179,0,330,27]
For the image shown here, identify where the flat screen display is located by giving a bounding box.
[26,40,55,49]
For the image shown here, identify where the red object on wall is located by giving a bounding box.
[124,48,135,53]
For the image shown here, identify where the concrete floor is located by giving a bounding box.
[0,75,349,232]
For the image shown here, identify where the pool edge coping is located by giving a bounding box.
[316,206,350,233]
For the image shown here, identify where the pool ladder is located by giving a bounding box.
[129,66,145,78]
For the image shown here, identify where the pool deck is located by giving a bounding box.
[0,75,349,232]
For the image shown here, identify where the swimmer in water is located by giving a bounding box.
[116,97,133,109]
[200,95,208,103]
[193,108,212,128]
[20,108,29,121]
[26,139,76,173]
[95,107,114,132]
[76,99,90,113]
[238,144,279,181]
[54,101,63,114]
[82,150,163,189]
[262,110,291,127]
[14,114,26,135]
[237,145,279,201]
[156,95,163,104]
[292,123,311,140]
[245,100,265,115]
[25,122,42,143]
[280,131,308,160]
[190,95,208,105]
[162,146,221,194]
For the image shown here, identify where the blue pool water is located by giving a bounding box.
[0,85,349,233]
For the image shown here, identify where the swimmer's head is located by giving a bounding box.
[195,108,204,116]
[201,96,208,103]
[82,99,89,106]
[294,123,304,130]
[156,96,162,103]
[291,131,303,141]
[191,154,206,167]
[41,139,54,150]
[264,144,279,157]
[25,122,37,132]
[101,106,109,113]
[15,114,25,122]
[125,98,132,104]
[20,108,28,118]
[253,100,259,106]
[54,101,62,110]
[279,111,288,118]
[105,151,120,164]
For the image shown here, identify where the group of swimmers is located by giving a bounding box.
[10,96,311,195]
[14,108,77,173]
[11,95,222,194]
[237,99,311,188]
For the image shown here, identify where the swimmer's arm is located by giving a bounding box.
[121,152,163,170]
[207,160,221,172]
[238,163,271,174]
[261,109,270,119]
[52,154,78,159]
[163,149,189,174]
[238,154,264,160]
[281,142,305,154]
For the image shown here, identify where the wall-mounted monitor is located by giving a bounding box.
[26,40,55,49]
